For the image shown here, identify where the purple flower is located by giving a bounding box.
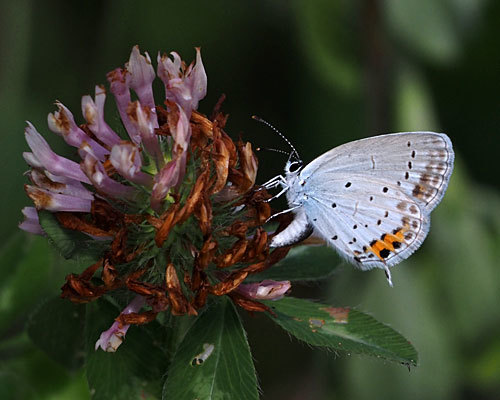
[21,44,290,341]
[95,296,146,352]
[237,280,291,301]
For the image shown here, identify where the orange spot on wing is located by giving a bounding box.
[368,240,389,261]
[366,227,408,260]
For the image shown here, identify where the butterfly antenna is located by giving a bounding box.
[256,147,291,157]
[252,115,301,161]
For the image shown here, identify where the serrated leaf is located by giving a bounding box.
[163,298,258,400]
[247,245,341,282]
[27,296,86,370]
[38,210,106,263]
[85,299,168,400]
[264,297,418,366]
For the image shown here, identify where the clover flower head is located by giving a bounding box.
[20,45,292,350]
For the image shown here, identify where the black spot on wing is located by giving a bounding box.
[379,248,390,259]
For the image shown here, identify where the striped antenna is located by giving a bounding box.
[252,116,301,161]
[256,147,291,157]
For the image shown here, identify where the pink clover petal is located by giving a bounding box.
[22,152,44,169]
[157,48,207,116]
[19,207,44,235]
[29,169,94,200]
[47,102,109,160]
[44,171,94,200]
[107,68,140,143]
[159,51,182,78]
[94,321,129,352]
[169,105,191,153]
[81,85,121,147]
[127,46,157,115]
[95,296,146,352]
[24,123,90,184]
[80,145,136,200]
[110,143,153,187]
[128,102,163,164]
[22,206,39,220]
[188,47,207,110]
[25,185,92,212]
[150,160,181,212]
[148,105,191,211]
[19,219,44,235]
[237,280,291,301]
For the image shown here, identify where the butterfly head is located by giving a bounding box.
[285,159,303,177]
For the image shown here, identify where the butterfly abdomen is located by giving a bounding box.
[270,208,313,247]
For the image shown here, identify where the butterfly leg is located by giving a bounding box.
[264,185,289,202]
[266,204,301,222]
[260,174,286,189]
[261,180,282,190]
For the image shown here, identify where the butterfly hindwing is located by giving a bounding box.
[303,176,430,269]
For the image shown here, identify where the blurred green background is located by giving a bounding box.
[1,0,500,399]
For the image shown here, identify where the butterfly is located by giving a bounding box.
[257,120,454,286]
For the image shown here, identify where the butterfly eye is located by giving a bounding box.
[288,161,302,173]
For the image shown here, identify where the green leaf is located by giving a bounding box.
[247,245,341,282]
[38,210,106,263]
[85,299,168,400]
[163,298,258,400]
[27,296,86,370]
[125,319,170,385]
[264,297,418,366]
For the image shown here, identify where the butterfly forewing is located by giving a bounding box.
[301,132,454,212]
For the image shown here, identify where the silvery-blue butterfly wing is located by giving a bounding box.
[299,132,454,270]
